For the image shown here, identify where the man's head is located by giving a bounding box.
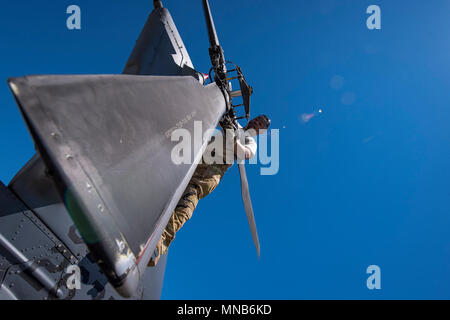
[245,115,271,134]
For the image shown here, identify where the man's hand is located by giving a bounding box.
[245,115,271,135]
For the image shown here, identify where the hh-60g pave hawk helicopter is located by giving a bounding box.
[0,0,265,300]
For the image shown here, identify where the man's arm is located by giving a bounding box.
[235,115,271,160]
[235,135,257,160]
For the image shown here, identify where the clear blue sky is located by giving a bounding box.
[1,0,449,299]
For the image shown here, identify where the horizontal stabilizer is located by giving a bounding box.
[8,74,226,297]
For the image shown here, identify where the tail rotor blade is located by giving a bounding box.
[238,163,261,258]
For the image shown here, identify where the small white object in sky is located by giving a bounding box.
[300,107,324,124]
[301,113,315,123]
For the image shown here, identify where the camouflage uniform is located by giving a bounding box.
[157,162,232,257]
[148,125,234,266]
